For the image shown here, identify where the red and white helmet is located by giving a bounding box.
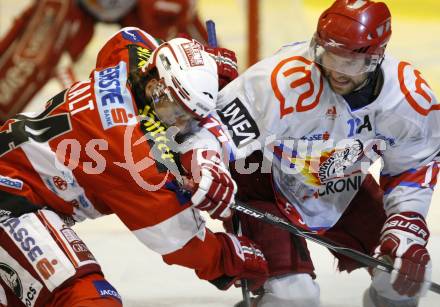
[147,38,218,119]
[309,0,392,75]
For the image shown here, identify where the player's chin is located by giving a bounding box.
[329,80,355,95]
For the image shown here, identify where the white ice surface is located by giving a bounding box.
[74,216,440,307]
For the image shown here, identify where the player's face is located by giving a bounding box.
[320,52,369,95]
[145,79,195,133]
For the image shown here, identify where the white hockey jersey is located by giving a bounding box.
[183,41,440,231]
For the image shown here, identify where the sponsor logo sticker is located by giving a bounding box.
[0,246,44,307]
[0,175,23,190]
[0,263,23,298]
[94,62,137,130]
[60,228,95,262]
[52,176,67,191]
[181,42,204,67]
[93,280,122,302]
[217,98,260,147]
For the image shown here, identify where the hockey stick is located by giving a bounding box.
[205,19,251,307]
[206,20,218,48]
[231,214,252,307]
[231,200,440,295]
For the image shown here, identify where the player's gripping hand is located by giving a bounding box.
[181,149,237,220]
[203,46,238,89]
[373,212,432,297]
[211,233,269,291]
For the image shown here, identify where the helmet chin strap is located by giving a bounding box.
[354,56,385,91]
[353,76,370,92]
[342,57,385,110]
[371,57,385,96]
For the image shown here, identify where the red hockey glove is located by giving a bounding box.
[203,46,238,89]
[181,149,237,220]
[373,212,432,297]
[212,233,269,291]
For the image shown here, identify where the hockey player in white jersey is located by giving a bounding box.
[181,0,440,306]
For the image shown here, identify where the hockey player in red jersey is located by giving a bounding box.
[0,0,212,122]
[182,1,440,306]
[0,27,267,307]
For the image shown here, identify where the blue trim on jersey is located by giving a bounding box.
[92,280,122,302]
[281,41,307,49]
[381,167,418,178]
[122,29,149,45]
[165,181,192,205]
[383,181,426,195]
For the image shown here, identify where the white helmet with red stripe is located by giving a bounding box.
[148,38,218,119]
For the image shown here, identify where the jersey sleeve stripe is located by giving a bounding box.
[381,161,440,195]
[132,207,206,255]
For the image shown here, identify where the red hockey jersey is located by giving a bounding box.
[0,28,206,256]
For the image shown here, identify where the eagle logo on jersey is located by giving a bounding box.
[289,139,364,186]
[0,263,22,298]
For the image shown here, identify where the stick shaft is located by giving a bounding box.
[205,20,218,47]
[231,200,440,294]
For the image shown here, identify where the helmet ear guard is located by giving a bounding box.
[148,38,219,119]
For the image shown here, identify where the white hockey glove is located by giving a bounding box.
[373,212,432,297]
[181,149,237,220]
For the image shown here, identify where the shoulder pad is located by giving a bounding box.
[270,55,324,119]
[96,27,159,69]
[397,61,439,117]
[118,27,160,49]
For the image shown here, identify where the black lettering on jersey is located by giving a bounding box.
[139,105,177,174]
[128,44,152,73]
[217,98,260,147]
[356,115,372,134]
[127,45,153,107]
[318,175,362,196]
[0,90,72,157]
